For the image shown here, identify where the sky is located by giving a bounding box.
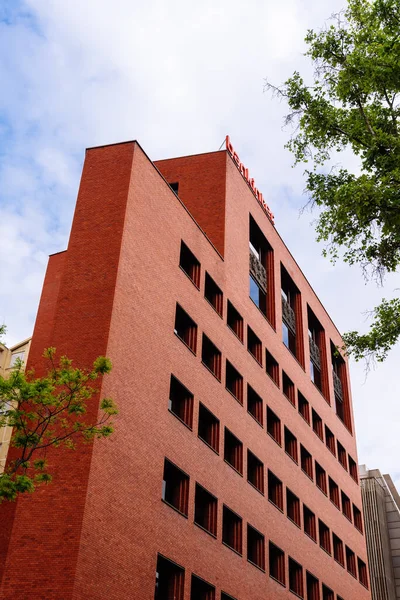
[1,0,399,487]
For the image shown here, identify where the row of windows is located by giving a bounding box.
[174,298,358,491]
[161,455,369,594]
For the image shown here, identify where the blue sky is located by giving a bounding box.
[1,0,400,486]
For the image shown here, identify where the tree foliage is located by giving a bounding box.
[0,348,118,502]
[266,0,400,363]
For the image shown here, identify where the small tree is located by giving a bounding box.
[266,0,400,365]
[0,347,118,502]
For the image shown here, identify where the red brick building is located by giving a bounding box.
[0,140,371,600]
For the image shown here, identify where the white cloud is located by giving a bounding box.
[1,0,399,487]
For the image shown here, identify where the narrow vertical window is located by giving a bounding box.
[247,524,265,571]
[227,301,243,342]
[247,384,263,426]
[287,489,301,528]
[300,445,313,480]
[247,449,264,494]
[225,360,243,404]
[281,264,304,366]
[191,575,216,600]
[194,483,217,537]
[322,584,334,600]
[306,572,320,600]
[353,505,363,533]
[179,241,200,288]
[337,442,348,470]
[324,426,336,456]
[349,455,358,483]
[198,403,219,453]
[358,558,368,588]
[341,492,352,521]
[224,428,243,475]
[318,520,331,555]
[268,470,283,511]
[303,505,317,542]
[315,462,327,495]
[266,349,279,386]
[308,306,329,401]
[247,326,263,365]
[162,459,189,516]
[312,409,324,441]
[249,215,275,326]
[174,304,197,353]
[331,341,352,432]
[267,407,281,445]
[221,593,237,600]
[289,558,304,598]
[333,533,345,567]
[269,542,285,585]
[204,273,223,317]
[346,546,357,578]
[202,334,222,380]
[155,554,184,600]
[222,506,242,554]
[298,391,310,424]
[282,371,295,406]
[328,477,340,509]
[169,375,194,428]
[284,427,298,463]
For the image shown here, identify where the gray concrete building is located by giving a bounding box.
[360,465,400,600]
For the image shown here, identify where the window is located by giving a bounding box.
[268,470,283,511]
[353,505,363,533]
[331,341,352,432]
[281,264,304,366]
[312,409,323,441]
[346,546,357,578]
[308,306,329,400]
[282,371,295,407]
[269,542,285,585]
[284,427,298,463]
[337,442,347,470]
[267,407,281,445]
[341,491,352,521]
[289,558,304,598]
[225,361,243,404]
[333,533,344,567]
[227,301,243,342]
[198,403,219,453]
[301,445,313,480]
[221,594,237,600]
[155,554,184,600]
[169,181,179,193]
[328,478,340,509]
[202,334,221,380]
[247,384,263,426]
[222,506,242,554]
[191,574,216,600]
[315,462,327,495]
[249,215,275,325]
[298,392,310,424]
[306,572,320,600]
[169,375,194,429]
[322,585,334,600]
[318,520,331,555]
[205,273,223,317]
[287,489,301,528]
[247,326,263,365]
[175,304,197,353]
[303,505,317,542]
[247,524,265,570]
[247,450,264,494]
[349,455,358,483]
[224,428,243,475]
[9,351,25,367]
[358,558,368,588]
[266,349,279,386]
[194,483,217,537]
[162,459,189,516]
[324,426,335,456]
[179,241,200,288]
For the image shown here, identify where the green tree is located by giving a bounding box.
[266,0,400,364]
[0,348,118,502]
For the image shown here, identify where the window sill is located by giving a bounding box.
[304,532,317,544]
[198,435,219,456]
[301,469,314,483]
[299,412,311,426]
[359,580,369,590]
[330,499,340,511]
[334,558,345,569]
[247,410,263,428]
[289,588,304,599]
[268,499,284,514]
[224,459,243,477]
[249,297,276,331]
[339,462,349,473]
[327,447,336,458]
[204,296,223,319]
[285,451,299,466]
[347,570,357,580]
[316,485,328,497]
[247,559,265,573]
[201,361,221,382]
[343,513,353,524]
[161,499,188,519]
[179,265,200,290]
[267,432,282,447]
[194,521,217,539]
[222,541,242,557]
[174,331,197,356]
[266,371,280,389]
[225,387,243,406]
[247,349,263,368]
[269,575,286,588]
[247,480,264,496]
[281,340,306,372]
[354,525,363,535]
[287,516,301,529]
[319,546,332,557]
[168,409,193,431]
[227,324,244,344]
[313,430,324,443]
[284,393,296,408]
